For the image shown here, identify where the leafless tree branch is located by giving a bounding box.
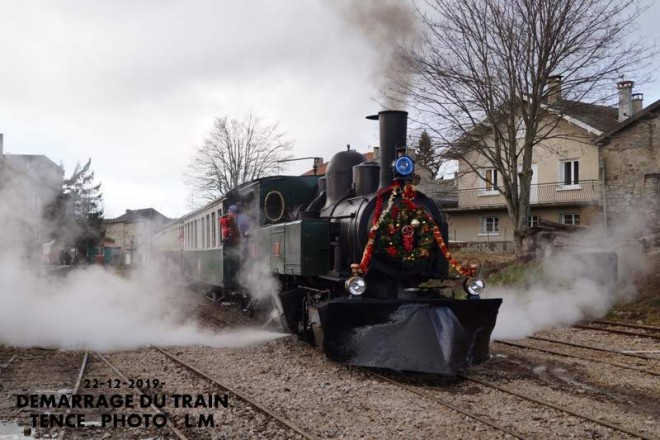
[185,114,293,207]
[403,0,653,256]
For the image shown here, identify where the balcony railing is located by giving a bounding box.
[456,179,600,209]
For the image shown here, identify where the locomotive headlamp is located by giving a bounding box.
[463,277,485,297]
[345,276,367,296]
[393,155,415,177]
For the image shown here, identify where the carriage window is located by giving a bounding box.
[206,214,211,248]
[211,213,216,248]
[194,220,198,249]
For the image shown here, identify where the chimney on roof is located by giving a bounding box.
[631,93,644,115]
[617,80,634,121]
[0,133,3,155]
[547,75,562,104]
[373,146,380,160]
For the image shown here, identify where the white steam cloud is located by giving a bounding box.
[235,213,286,328]
[0,177,284,350]
[486,220,650,339]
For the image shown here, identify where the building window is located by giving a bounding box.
[560,160,580,185]
[515,119,526,139]
[528,215,540,227]
[560,213,580,225]
[482,168,498,192]
[480,216,499,234]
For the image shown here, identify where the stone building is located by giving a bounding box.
[104,208,171,265]
[0,133,64,255]
[597,98,660,230]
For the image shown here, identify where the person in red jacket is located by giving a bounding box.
[220,205,240,247]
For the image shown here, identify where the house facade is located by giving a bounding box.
[0,133,64,217]
[445,80,648,248]
[104,208,171,265]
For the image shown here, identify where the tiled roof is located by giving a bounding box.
[557,100,619,133]
[106,208,171,224]
[2,154,63,178]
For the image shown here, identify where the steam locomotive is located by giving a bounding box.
[155,110,502,375]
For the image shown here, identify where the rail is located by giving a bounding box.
[455,179,600,209]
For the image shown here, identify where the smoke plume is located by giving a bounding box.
[325,0,420,108]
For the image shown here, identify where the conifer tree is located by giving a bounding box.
[415,130,440,177]
[45,158,104,256]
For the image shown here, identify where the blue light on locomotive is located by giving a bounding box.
[393,155,414,178]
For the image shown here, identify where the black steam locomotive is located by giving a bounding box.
[155,110,501,375]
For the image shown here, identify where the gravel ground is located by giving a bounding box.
[2,297,659,439]
[174,339,509,439]
[104,349,307,440]
[0,347,83,438]
[60,353,167,440]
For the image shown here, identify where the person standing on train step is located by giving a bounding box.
[220,205,240,247]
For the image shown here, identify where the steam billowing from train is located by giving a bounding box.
[0,172,284,350]
[487,222,648,339]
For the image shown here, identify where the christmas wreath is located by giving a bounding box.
[357,182,469,276]
[377,203,435,267]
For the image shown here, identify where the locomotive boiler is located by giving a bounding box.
[155,110,502,375]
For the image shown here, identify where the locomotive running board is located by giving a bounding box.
[313,297,502,376]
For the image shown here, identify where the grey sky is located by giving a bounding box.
[1,0,658,218]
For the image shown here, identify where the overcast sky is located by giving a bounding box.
[1,0,658,219]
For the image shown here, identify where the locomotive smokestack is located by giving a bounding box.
[367,110,408,189]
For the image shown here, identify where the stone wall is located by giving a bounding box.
[601,113,660,230]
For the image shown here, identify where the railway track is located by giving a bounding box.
[576,320,660,342]
[528,335,659,361]
[458,373,658,440]
[0,354,17,372]
[494,339,660,377]
[361,369,526,439]
[363,366,657,440]
[57,351,89,440]
[94,352,190,440]
[57,351,188,440]
[152,347,319,440]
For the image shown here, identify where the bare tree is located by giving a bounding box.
[405,0,652,257]
[186,114,293,205]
